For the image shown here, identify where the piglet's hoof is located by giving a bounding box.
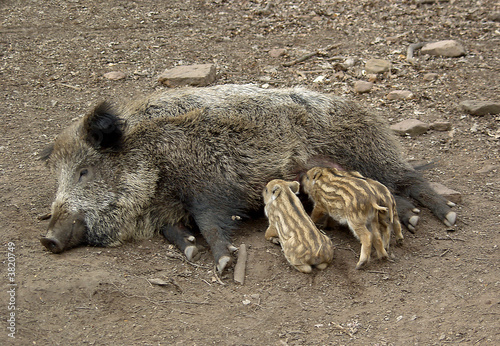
[216,255,232,273]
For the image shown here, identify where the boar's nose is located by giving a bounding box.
[40,237,64,254]
[40,211,86,253]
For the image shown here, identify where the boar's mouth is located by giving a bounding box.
[40,212,87,254]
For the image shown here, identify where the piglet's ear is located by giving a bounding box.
[288,181,300,194]
[83,102,124,150]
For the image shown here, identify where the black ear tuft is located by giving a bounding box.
[83,102,124,150]
[39,144,54,162]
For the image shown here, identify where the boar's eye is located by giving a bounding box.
[77,168,92,183]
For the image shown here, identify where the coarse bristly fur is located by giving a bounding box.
[263,179,334,273]
[39,84,456,272]
[301,167,403,269]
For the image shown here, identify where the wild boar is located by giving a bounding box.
[263,179,334,273]
[40,84,456,272]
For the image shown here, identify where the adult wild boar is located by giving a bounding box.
[40,84,456,272]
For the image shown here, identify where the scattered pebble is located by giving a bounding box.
[460,100,500,116]
[387,90,414,100]
[423,73,438,81]
[429,182,462,204]
[354,81,373,93]
[313,75,326,83]
[364,59,391,74]
[430,121,452,131]
[269,48,287,58]
[421,40,466,57]
[158,64,216,87]
[390,119,429,136]
[104,71,126,80]
[475,164,498,174]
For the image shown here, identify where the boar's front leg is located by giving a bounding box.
[187,198,240,273]
[161,222,200,261]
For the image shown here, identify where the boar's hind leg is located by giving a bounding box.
[161,222,200,261]
[394,196,420,233]
[408,180,457,228]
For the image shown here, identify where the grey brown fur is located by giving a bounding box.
[40,84,456,272]
[263,179,334,273]
[302,167,404,269]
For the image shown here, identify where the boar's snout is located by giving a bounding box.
[40,211,86,254]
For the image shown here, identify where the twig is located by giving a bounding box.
[406,42,427,63]
[283,43,341,67]
[367,270,389,275]
[165,250,210,269]
[233,244,248,285]
[58,82,82,91]
[212,267,226,286]
[434,236,466,242]
[440,249,450,257]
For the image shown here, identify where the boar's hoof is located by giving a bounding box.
[407,215,419,234]
[228,244,238,253]
[40,237,64,254]
[444,211,457,227]
[216,256,232,273]
[412,208,421,214]
[184,245,200,262]
[447,201,456,207]
[316,263,329,270]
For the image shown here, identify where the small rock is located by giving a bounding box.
[460,100,500,116]
[333,71,345,80]
[489,12,500,22]
[423,73,438,81]
[367,74,378,83]
[354,81,373,94]
[430,121,452,131]
[429,182,461,204]
[475,164,498,174]
[104,71,126,80]
[421,40,466,57]
[158,64,216,87]
[242,299,251,305]
[390,119,429,136]
[313,75,326,83]
[365,59,391,74]
[387,90,414,100]
[269,48,287,58]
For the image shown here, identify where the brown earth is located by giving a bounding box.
[1,0,499,344]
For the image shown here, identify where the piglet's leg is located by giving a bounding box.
[349,222,373,270]
[161,222,200,261]
[265,224,280,244]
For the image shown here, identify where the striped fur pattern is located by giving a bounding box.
[301,167,402,269]
[263,179,334,273]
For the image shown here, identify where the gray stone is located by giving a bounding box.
[423,73,439,81]
[104,71,126,80]
[430,121,452,131]
[460,100,500,116]
[421,40,466,57]
[387,90,414,100]
[365,59,391,74]
[429,182,462,204]
[354,81,373,94]
[390,119,429,136]
[158,64,216,87]
[269,48,287,58]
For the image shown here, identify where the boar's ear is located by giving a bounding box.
[83,102,124,150]
[288,181,300,194]
[39,143,54,162]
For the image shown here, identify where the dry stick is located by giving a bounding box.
[283,43,341,67]
[233,244,248,285]
[440,249,450,257]
[406,42,427,63]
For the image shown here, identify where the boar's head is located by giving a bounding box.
[40,102,156,253]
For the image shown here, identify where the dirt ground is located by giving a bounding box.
[1,0,499,344]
